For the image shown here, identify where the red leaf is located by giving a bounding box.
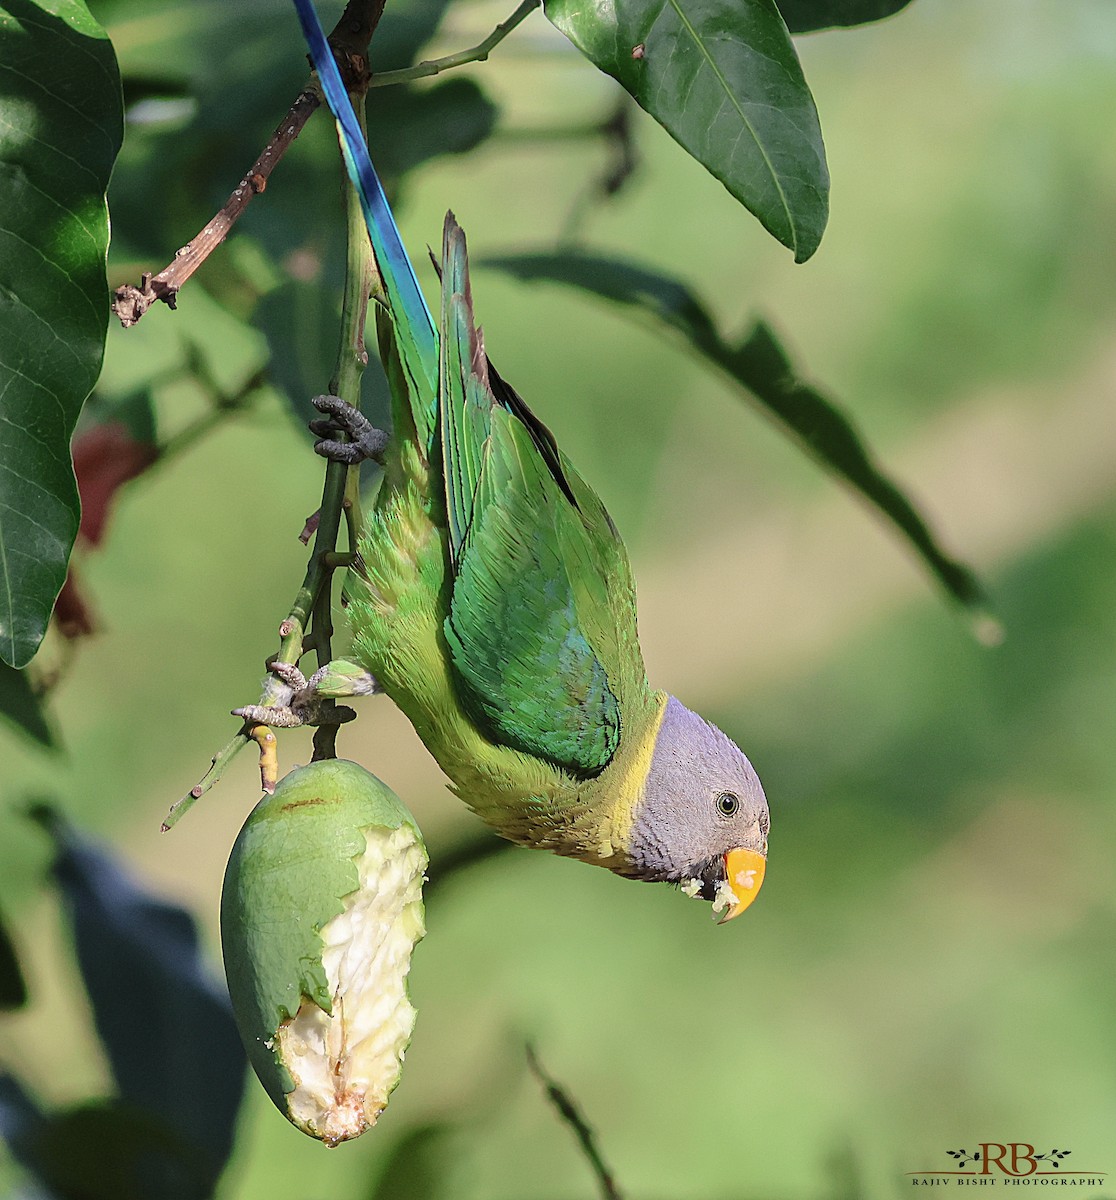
[71,421,158,546]
[54,569,98,640]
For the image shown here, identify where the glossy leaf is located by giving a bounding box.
[776,0,916,33]
[489,253,990,618]
[0,658,55,748]
[31,806,246,1196]
[544,0,828,261]
[0,0,123,667]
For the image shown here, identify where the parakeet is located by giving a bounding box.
[290,0,769,919]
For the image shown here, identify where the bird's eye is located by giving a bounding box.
[715,792,739,818]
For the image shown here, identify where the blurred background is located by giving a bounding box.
[2,0,1116,1195]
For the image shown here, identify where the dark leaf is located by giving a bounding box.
[0,1073,43,1150]
[372,0,455,67]
[0,908,28,1009]
[488,253,991,620]
[776,0,916,33]
[365,77,500,180]
[12,1100,201,1200]
[544,0,828,261]
[30,806,246,1197]
[0,1073,60,1198]
[0,0,123,668]
[256,280,341,434]
[81,389,158,452]
[0,659,55,748]
[255,280,392,439]
[731,322,989,619]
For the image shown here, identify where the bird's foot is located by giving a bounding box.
[310,395,389,465]
[233,659,379,729]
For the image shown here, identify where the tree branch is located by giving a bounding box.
[310,116,377,762]
[113,0,388,329]
[112,89,320,328]
[369,0,540,88]
[162,1,388,827]
[526,1046,625,1200]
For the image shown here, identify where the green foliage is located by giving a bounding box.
[4,808,246,1199]
[0,660,54,746]
[489,252,987,617]
[3,1,1114,1198]
[545,0,829,261]
[775,0,914,32]
[0,0,122,667]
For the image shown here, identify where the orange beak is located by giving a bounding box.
[718,847,767,923]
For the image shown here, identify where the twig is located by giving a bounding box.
[310,90,378,763]
[155,364,270,463]
[526,1045,624,1200]
[112,0,388,329]
[163,728,250,831]
[162,533,336,830]
[559,97,642,245]
[112,89,320,328]
[369,0,540,88]
[163,55,380,828]
[113,0,535,328]
[598,97,639,198]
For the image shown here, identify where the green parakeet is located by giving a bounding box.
[289,0,769,919]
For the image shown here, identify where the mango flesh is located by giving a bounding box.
[221,759,426,1144]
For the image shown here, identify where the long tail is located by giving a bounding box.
[292,0,438,445]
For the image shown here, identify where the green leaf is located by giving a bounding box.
[365,77,499,180]
[488,253,991,621]
[775,0,916,33]
[544,0,828,261]
[730,322,990,618]
[0,658,55,747]
[0,0,123,668]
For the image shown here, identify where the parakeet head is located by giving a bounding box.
[629,696,768,921]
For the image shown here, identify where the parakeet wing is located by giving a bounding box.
[439,218,630,778]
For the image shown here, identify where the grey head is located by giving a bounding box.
[628,695,769,919]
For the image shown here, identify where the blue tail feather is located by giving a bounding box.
[291,0,439,438]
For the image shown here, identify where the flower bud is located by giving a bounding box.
[221,759,426,1145]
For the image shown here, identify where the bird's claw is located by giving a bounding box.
[311,394,389,465]
[233,700,358,729]
[233,659,367,730]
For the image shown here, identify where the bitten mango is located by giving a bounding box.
[221,759,426,1145]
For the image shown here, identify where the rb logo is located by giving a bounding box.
[977,1144,1038,1176]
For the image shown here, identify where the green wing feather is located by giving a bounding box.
[438,216,647,778]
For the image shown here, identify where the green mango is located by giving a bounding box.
[221,758,426,1144]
